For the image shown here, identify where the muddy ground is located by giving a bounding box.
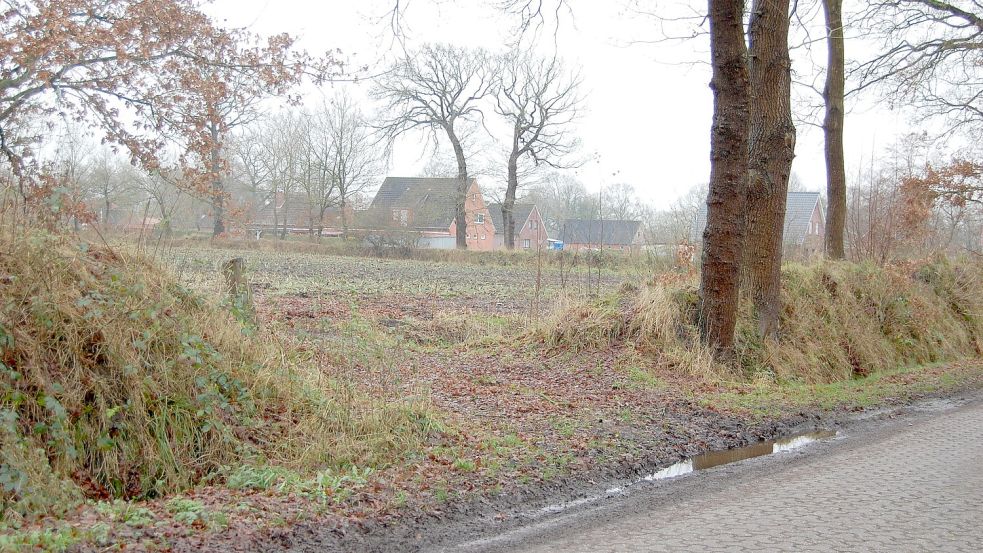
[187,387,983,553]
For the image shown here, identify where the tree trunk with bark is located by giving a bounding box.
[340,197,349,239]
[448,129,469,249]
[823,0,846,259]
[504,149,520,250]
[699,0,752,358]
[210,123,225,236]
[742,0,796,340]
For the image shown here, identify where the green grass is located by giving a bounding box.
[95,500,155,528]
[0,523,109,552]
[165,497,227,529]
[700,362,980,419]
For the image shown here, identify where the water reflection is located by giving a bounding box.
[645,430,837,481]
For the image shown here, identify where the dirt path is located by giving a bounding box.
[454,395,983,553]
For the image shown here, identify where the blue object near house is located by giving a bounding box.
[548,239,564,250]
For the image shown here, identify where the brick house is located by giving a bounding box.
[560,219,644,254]
[692,191,826,258]
[365,177,496,250]
[486,203,549,250]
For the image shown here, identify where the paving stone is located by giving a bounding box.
[511,402,983,552]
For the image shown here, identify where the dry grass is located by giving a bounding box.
[0,229,436,521]
[532,260,983,383]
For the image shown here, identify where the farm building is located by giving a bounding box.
[248,193,351,238]
[691,191,826,258]
[560,219,644,254]
[365,177,496,250]
[485,202,549,250]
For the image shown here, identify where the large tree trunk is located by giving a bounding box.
[340,196,349,239]
[210,123,225,236]
[698,0,751,358]
[279,195,288,239]
[504,149,520,250]
[448,130,469,250]
[823,0,846,259]
[271,187,279,241]
[742,0,796,340]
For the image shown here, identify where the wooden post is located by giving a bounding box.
[222,257,252,315]
[222,258,245,298]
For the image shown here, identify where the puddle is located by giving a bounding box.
[644,430,837,482]
[532,429,837,519]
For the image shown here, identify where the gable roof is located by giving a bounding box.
[691,191,823,245]
[368,177,475,230]
[486,203,535,236]
[561,219,642,246]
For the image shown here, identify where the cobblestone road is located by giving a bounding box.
[508,401,983,552]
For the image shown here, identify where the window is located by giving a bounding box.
[471,193,477,203]
[480,234,486,240]
[523,239,531,249]
[530,219,538,230]
[476,213,484,224]
[392,209,409,226]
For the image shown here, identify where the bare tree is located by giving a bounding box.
[523,171,594,233]
[135,167,188,237]
[293,114,336,236]
[254,112,304,239]
[87,150,138,227]
[853,1,983,139]
[313,93,381,238]
[495,52,582,249]
[699,0,752,357]
[374,44,497,249]
[48,123,94,230]
[229,125,273,210]
[603,182,644,221]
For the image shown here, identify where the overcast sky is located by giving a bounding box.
[204,0,914,208]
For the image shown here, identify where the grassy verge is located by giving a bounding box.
[694,361,983,420]
[0,229,438,525]
[532,259,983,384]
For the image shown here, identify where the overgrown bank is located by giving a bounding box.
[3,233,982,551]
[535,259,983,383]
[0,231,435,523]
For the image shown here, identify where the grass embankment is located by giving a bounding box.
[0,230,436,524]
[535,260,983,384]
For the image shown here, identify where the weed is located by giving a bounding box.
[551,417,577,438]
[0,525,85,552]
[165,497,226,529]
[95,500,155,527]
[223,464,372,503]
